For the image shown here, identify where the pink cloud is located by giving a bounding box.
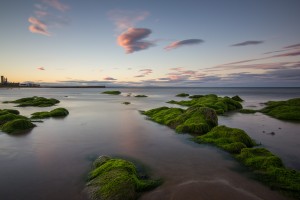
[37,67,45,70]
[42,0,69,12]
[272,50,300,58]
[108,9,149,32]
[284,43,300,49]
[135,69,153,77]
[117,28,154,53]
[170,67,184,71]
[139,69,152,75]
[165,39,204,51]
[103,77,117,81]
[28,17,50,36]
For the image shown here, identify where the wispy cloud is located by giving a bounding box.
[42,0,69,12]
[103,77,117,81]
[263,50,287,55]
[263,43,300,55]
[272,50,300,58]
[117,28,154,53]
[223,49,300,65]
[231,40,264,47]
[108,9,149,32]
[223,58,265,65]
[28,17,50,36]
[284,43,300,49]
[164,39,204,50]
[28,0,70,36]
[37,67,45,70]
[135,69,153,77]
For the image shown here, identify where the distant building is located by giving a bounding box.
[1,76,8,85]
[19,82,40,87]
[0,75,20,87]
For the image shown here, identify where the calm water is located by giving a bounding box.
[0,87,299,200]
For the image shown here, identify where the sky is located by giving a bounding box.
[1,0,300,87]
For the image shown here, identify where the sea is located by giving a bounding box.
[0,87,299,200]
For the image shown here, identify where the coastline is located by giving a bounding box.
[0,85,106,88]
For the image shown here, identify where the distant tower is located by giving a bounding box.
[1,76,4,84]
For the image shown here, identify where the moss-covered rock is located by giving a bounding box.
[176,93,189,97]
[236,148,300,198]
[134,95,148,97]
[1,119,36,134]
[0,113,27,125]
[231,95,244,102]
[194,125,256,154]
[102,91,121,95]
[142,106,218,135]
[167,94,243,114]
[86,156,162,200]
[239,109,257,114]
[0,109,20,115]
[3,96,60,107]
[236,148,284,170]
[260,98,300,121]
[189,95,204,99]
[31,108,69,119]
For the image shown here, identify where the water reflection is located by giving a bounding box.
[0,88,299,200]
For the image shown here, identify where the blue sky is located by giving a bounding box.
[1,0,300,87]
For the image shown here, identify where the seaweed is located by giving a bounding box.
[3,96,60,107]
[31,108,69,119]
[194,125,256,154]
[86,156,162,200]
[142,106,218,135]
[176,93,189,97]
[1,119,36,134]
[0,113,27,125]
[239,109,257,114]
[231,95,244,102]
[102,91,121,95]
[167,94,242,114]
[134,95,148,98]
[189,95,204,99]
[0,109,20,115]
[236,148,300,198]
[260,98,300,121]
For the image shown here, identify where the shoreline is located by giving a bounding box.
[0,86,106,88]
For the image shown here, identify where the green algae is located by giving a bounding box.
[193,126,300,198]
[236,148,300,198]
[0,109,20,115]
[239,109,257,114]
[236,148,284,170]
[189,95,204,99]
[1,119,36,134]
[231,95,244,102]
[176,93,189,97]
[167,94,242,114]
[260,98,300,121]
[0,113,27,125]
[142,106,218,135]
[86,156,162,200]
[134,95,148,97]
[194,125,256,154]
[3,96,60,107]
[102,91,121,95]
[31,108,69,119]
